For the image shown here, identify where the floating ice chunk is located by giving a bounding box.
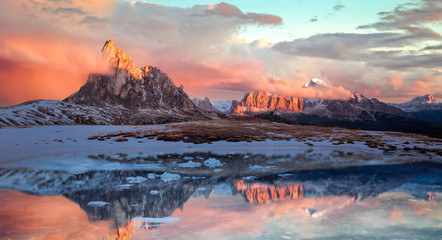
[196,187,206,191]
[203,158,224,168]
[242,176,257,180]
[212,183,232,196]
[88,201,109,207]
[150,190,159,195]
[127,176,148,184]
[160,172,181,182]
[147,173,156,179]
[243,155,249,159]
[278,173,294,178]
[249,165,275,170]
[132,217,180,224]
[214,169,222,172]
[177,160,202,168]
[183,156,194,160]
[119,184,133,189]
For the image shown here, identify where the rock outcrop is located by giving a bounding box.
[65,40,197,113]
[231,92,304,115]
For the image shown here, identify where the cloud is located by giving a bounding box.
[246,13,282,25]
[193,2,282,25]
[423,44,442,50]
[333,4,345,11]
[267,75,286,86]
[357,0,442,38]
[50,7,86,16]
[268,0,442,101]
[0,0,441,106]
[389,75,403,90]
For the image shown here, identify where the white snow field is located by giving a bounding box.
[0,124,440,175]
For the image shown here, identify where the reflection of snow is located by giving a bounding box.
[203,158,224,168]
[242,176,257,180]
[249,165,276,171]
[149,190,159,195]
[87,201,109,207]
[132,216,180,223]
[161,172,181,182]
[126,176,147,183]
[119,184,133,189]
[178,160,202,168]
[212,183,232,196]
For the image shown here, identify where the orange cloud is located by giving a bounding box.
[389,74,403,90]
[0,32,112,106]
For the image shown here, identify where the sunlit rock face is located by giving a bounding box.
[65,40,197,112]
[232,92,304,115]
[101,40,143,80]
[234,180,303,204]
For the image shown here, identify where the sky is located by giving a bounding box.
[0,0,441,106]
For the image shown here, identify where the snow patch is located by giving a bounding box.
[160,172,181,182]
[132,217,180,223]
[177,160,202,168]
[87,201,109,207]
[203,158,224,168]
[150,190,159,195]
[126,176,147,183]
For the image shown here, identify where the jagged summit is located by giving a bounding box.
[414,94,438,104]
[302,78,328,88]
[102,40,144,80]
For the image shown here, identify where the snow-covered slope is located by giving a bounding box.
[0,100,202,126]
[192,97,232,113]
[192,97,217,112]
[212,100,232,113]
[389,95,442,112]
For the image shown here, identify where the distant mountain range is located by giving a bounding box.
[388,95,442,125]
[0,40,441,137]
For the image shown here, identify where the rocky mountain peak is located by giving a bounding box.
[424,95,438,104]
[302,78,328,88]
[65,40,198,113]
[192,97,217,112]
[102,40,143,80]
[232,91,304,114]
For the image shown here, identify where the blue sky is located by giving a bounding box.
[127,0,409,41]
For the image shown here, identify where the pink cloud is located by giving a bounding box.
[389,74,403,90]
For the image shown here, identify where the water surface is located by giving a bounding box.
[0,162,441,239]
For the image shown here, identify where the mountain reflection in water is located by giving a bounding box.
[0,162,441,239]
